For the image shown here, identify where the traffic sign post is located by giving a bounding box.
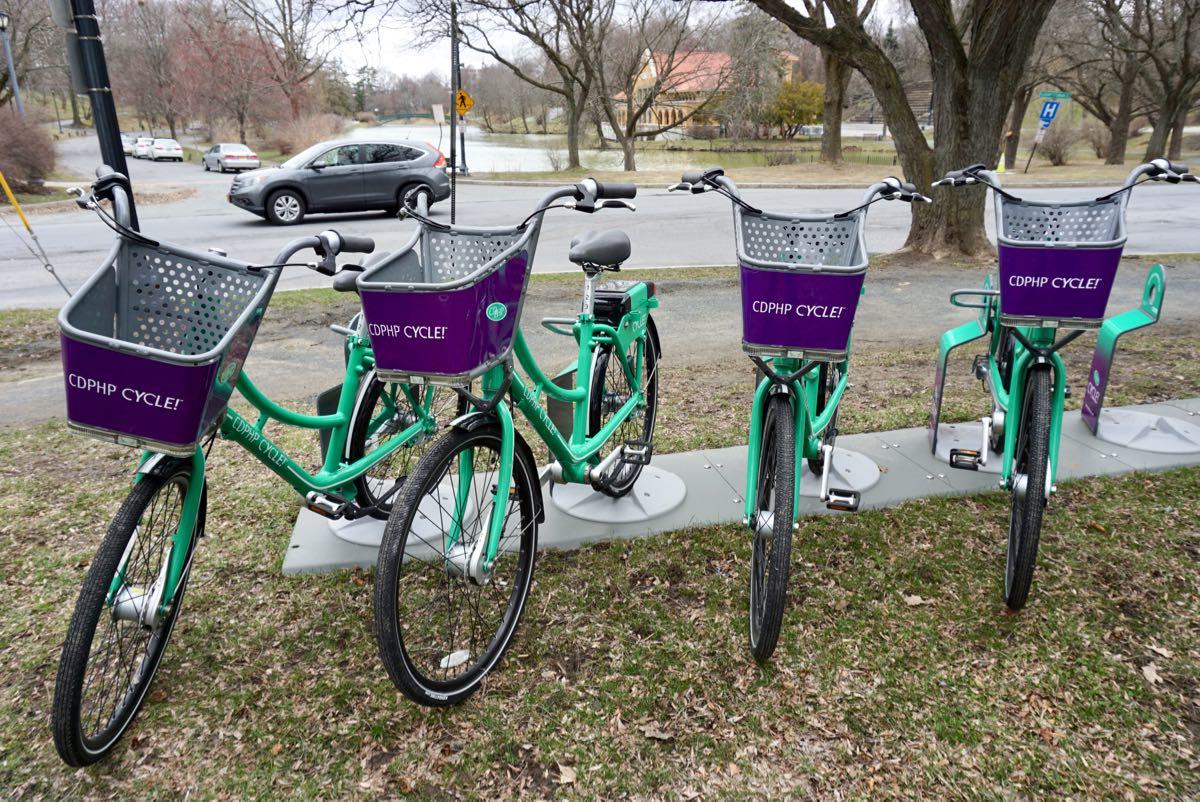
[455,89,470,176]
[1024,90,1071,174]
[49,0,136,228]
[455,89,474,116]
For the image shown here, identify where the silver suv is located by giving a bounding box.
[227,139,451,225]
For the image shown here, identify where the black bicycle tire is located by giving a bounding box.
[587,320,659,498]
[373,424,538,706]
[52,459,205,766]
[1005,365,1051,610]
[749,394,795,663]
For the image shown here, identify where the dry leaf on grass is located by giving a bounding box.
[640,723,673,741]
[557,764,576,785]
[902,593,930,607]
[1142,663,1162,685]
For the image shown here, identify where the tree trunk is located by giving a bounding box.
[69,91,82,126]
[1003,85,1033,170]
[820,50,850,163]
[238,111,247,144]
[1106,0,1142,164]
[1144,102,1178,160]
[564,95,582,169]
[620,135,636,171]
[1168,102,1188,160]
[593,115,609,150]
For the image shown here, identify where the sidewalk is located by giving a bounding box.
[282,398,1200,574]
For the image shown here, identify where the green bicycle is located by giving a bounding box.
[671,167,930,662]
[357,178,659,705]
[52,169,457,765]
[930,158,1196,610]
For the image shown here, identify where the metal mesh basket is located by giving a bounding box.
[995,195,1127,327]
[734,207,868,359]
[358,224,537,385]
[60,237,277,456]
[737,211,864,269]
[423,230,523,282]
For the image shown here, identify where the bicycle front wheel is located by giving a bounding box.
[374,423,538,706]
[587,318,659,498]
[52,458,206,766]
[1005,365,1051,610]
[749,394,795,663]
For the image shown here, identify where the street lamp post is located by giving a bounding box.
[0,10,26,116]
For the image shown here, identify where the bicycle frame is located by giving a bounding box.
[116,330,445,617]
[452,281,657,569]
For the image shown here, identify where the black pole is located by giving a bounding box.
[69,0,137,228]
[449,0,458,225]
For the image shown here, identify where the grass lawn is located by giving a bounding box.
[0,276,1197,798]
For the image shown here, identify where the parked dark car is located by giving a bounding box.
[226,139,450,225]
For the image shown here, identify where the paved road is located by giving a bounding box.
[4,134,1200,307]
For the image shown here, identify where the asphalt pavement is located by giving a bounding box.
[4,134,1200,308]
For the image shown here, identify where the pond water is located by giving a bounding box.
[344,122,774,172]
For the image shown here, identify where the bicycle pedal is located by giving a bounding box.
[305,492,348,519]
[825,488,860,512]
[622,439,653,466]
[971,354,988,381]
[1063,385,1072,399]
[949,448,981,471]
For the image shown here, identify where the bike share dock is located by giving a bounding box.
[282,397,1200,574]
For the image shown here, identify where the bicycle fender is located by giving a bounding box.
[448,413,545,524]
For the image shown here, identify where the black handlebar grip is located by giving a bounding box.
[593,181,637,200]
[900,181,918,193]
[681,170,704,184]
[338,233,376,254]
[1168,160,1190,174]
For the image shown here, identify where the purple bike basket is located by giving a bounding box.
[734,206,868,359]
[358,226,537,385]
[996,195,1126,327]
[59,238,275,456]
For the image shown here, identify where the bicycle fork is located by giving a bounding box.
[109,448,207,627]
[999,334,1069,499]
[444,377,516,586]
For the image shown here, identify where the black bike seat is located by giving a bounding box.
[569,230,630,269]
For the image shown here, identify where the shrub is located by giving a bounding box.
[264,113,347,157]
[354,111,378,125]
[763,149,798,166]
[1037,125,1079,166]
[1082,120,1110,159]
[0,109,56,192]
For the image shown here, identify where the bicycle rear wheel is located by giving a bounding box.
[374,423,538,706]
[749,394,795,663]
[587,319,659,498]
[53,458,206,766]
[347,373,463,519]
[1005,365,1051,610]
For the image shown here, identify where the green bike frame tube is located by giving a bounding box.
[473,309,651,560]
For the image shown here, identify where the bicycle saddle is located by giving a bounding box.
[569,229,630,270]
[333,250,391,292]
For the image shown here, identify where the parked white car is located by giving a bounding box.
[203,143,261,173]
[132,137,154,159]
[149,138,184,162]
[121,134,135,155]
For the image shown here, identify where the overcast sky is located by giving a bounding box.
[337,0,909,80]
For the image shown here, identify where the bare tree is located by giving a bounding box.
[0,0,53,109]
[1048,0,1150,164]
[227,0,335,119]
[749,0,1057,258]
[403,0,613,169]
[801,0,875,163]
[1125,0,1200,160]
[591,0,731,171]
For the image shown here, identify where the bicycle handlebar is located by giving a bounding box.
[335,232,375,254]
[670,166,931,209]
[589,180,637,200]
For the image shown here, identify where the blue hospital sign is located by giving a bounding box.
[1039,100,1061,128]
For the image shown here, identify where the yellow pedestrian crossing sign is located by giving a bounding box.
[455,89,474,116]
